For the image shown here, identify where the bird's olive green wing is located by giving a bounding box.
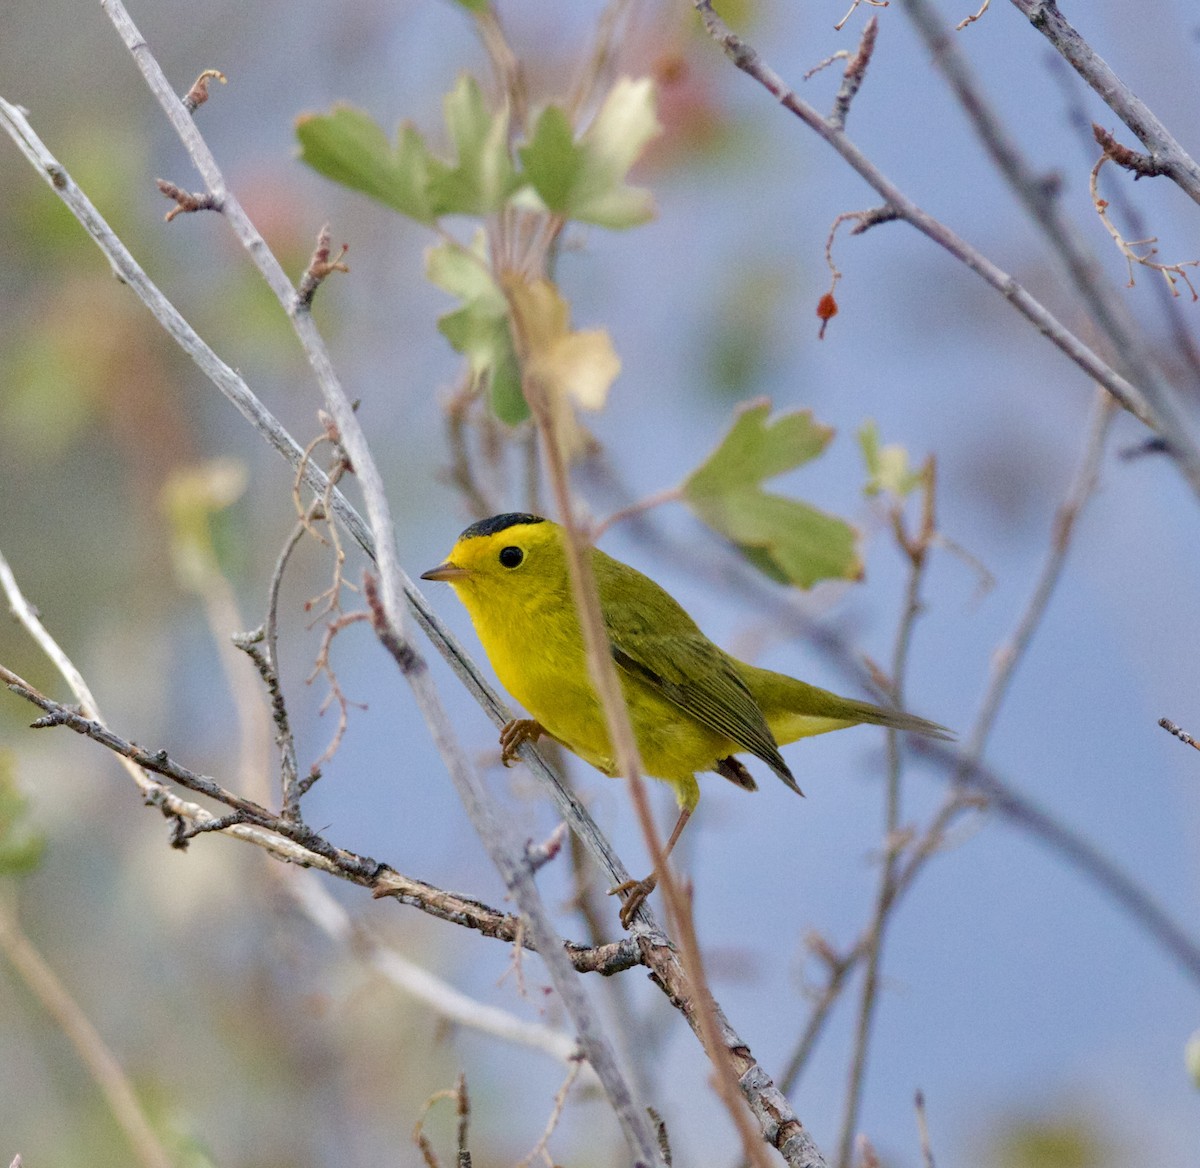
[593,549,800,792]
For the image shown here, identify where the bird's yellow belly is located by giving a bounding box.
[481,613,728,802]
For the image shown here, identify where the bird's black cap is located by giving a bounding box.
[458,513,546,541]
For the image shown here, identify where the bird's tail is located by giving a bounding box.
[735,662,954,746]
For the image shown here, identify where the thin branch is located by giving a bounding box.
[0,655,640,976]
[296,222,350,309]
[515,362,781,1166]
[1159,718,1200,753]
[1008,0,1200,206]
[829,16,879,131]
[22,0,665,1141]
[899,0,1200,480]
[517,1055,585,1168]
[833,0,888,35]
[1045,56,1200,390]
[155,178,220,221]
[98,0,407,644]
[287,874,588,1069]
[914,1090,936,1168]
[0,900,174,1168]
[181,68,225,114]
[836,468,935,1168]
[691,1,1200,498]
[1090,146,1199,300]
[960,390,1113,768]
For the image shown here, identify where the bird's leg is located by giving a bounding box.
[610,807,693,928]
[499,718,548,765]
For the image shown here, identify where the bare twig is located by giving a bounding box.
[897,0,1200,489]
[833,0,888,35]
[829,16,879,131]
[819,205,898,337]
[155,177,220,221]
[960,391,1113,768]
[914,1089,935,1168]
[0,654,641,975]
[182,68,225,113]
[802,50,850,84]
[836,466,935,1168]
[693,0,1200,497]
[1008,0,1200,206]
[591,486,683,539]
[525,821,570,873]
[296,222,350,309]
[240,519,308,817]
[1159,719,1200,753]
[0,902,174,1168]
[1090,144,1199,299]
[413,1076,470,1168]
[1046,57,1200,389]
[517,1055,585,1167]
[956,0,989,30]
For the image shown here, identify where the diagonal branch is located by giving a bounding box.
[1008,0,1200,206]
[898,0,1200,491]
[691,1,1200,500]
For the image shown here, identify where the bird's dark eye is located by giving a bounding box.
[498,546,524,569]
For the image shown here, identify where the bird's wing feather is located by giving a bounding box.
[593,549,798,790]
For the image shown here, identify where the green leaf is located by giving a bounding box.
[518,77,660,229]
[859,420,924,498]
[429,75,519,216]
[451,0,490,11]
[426,237,527,423]
[296,105,443,223]
[682,400,860,588]
[0,754,46,878]
[518,105,586,214]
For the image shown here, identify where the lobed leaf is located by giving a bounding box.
[427,237,527,423]
[296,105,443,223]
[518,77,660,229]
[682,400,861,587]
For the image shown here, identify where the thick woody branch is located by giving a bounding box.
[0,661,642,976]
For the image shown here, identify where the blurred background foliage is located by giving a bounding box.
[1,1,1198,1166]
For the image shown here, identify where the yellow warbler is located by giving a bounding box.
[423,513,950,922]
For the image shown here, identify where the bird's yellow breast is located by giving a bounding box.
[454,578,732,802]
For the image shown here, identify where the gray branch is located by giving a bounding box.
[1009,0,1200,205]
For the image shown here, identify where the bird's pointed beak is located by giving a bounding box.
[420,560,468,583]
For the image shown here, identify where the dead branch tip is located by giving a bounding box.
[296,223,350,309]
[156,178,221,222]
[183,69,227,113]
